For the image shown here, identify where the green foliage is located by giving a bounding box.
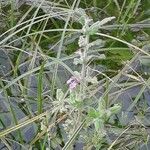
[0,0,150,149]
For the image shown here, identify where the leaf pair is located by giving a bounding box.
[84,17,116,35]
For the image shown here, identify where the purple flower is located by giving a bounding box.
[67,76,80,90]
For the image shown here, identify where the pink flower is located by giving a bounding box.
[67,76,80,90]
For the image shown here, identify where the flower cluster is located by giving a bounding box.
[67,76,80,90]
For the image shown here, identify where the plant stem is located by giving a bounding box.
[77,34,90,126]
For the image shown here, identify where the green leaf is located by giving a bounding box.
[37,62,45,114]
[86,17,115,35]
[69,92,83,108]
[109,48,133,61]
[98,16,115,26]
[74,8,87,25]
[94,118,101,132]
[105,110,112,119]
[69,92,76,102]
[94,118,105,134]
[89,39,106,49]
[109,104,121,114]
[98,100,105,112]
[72,100,83,108]
[86,21,101,35]
[88,107,99,118]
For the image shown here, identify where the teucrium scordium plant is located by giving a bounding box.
[51,8,121,149]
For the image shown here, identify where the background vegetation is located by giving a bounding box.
[0,0,150,149]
